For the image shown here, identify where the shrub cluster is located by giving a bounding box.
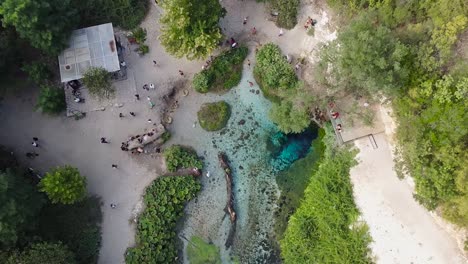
[37,85,66,115]
[125,176,201,264]
[163,145,203,172]
[280,127,372,263]
[187,236,221,264]
[272,0,300,29]
[193,47,248,93]
[254,43,298,100]
[197,101,231,131]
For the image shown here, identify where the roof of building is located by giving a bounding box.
[58,23,120,82]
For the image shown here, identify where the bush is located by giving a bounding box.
[187,236,221,264]
[82,67,114,100]
[137,44,149,55]
[38,196,102,264]
[280,128,372,263]
[197,101,231,131]
[39,166,87,205]
[254,43,298,99]
[125,176,201,264]
[163,145,203,172]
[131,27,147,44]
[37,85,66,114]
[21,62,52,85]
[193,47,248,93]
[272,0,300,29]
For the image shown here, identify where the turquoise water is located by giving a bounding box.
[210,69,317,262]
[175,66,317,263]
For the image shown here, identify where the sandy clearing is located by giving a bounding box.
[350,130,467,263]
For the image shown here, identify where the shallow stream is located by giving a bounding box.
[171,67,316,263]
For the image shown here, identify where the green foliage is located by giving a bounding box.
[320,12,411,96]
[275,128,324,238]
[280,131,372,263]
[38,196,102,264]
[269,101,310,134]
[0,28,19,74]
[187,236,221,264]
[430,15,467,64]
[160,0,225,60]
[0,169,45,248]
[254,43,298,99]
[197,101,231,131]
[193,47,248,93]
[82,67,114,100]
[131,27,147,44]
[272,0,300,29]
[39,166,87,205]
[160,131,172,144]
[37,85,66,114]
[0,0,78,55]
[137,44,149,55]
[163,145,203,172]
[4,242,77,264]
[125,176,201,263]
[21,61,52,85]
[74,0,149,29]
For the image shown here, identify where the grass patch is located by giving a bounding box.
[274,129,325,239]
[197,101,231,131]
[187,236,221,264]
[280,127,372,263]
[163,145,203,172]
[193,47,248,93]
[125,176,201,264]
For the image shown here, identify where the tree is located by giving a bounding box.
[320,12,411,96]
[159,0,225,60]
[21,62,52,85]
[0,0,78,55]
[82,67,114,100]
[39,166,87,205]
[4,242,77,264]
[269,101,310,134]
[0,169,45,248]
[37,85,66,114]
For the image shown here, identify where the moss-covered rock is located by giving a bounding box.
[197,101,231,131]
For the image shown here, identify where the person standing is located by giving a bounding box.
[100,137,109,143]
[130,112,136,117]
[179,70,184,76]
[135,94,140,100]
[112,164,118,169]
[153,60,157,66]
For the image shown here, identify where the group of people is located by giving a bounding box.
[328,103,343,133]
[304,16,317,30]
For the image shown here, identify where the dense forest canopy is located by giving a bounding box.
[319,0,468,226]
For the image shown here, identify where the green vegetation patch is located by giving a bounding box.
[254,43,298,100]
[125,176,201,264]
[163,145,203,172]
[187,236,221,264]
[38,196,102,264]
[272,0,300,29]
[193,47,248,93]
[197,101,231,131]
[280,127,372,263]
[37,85,66,115]
[274,128,324,238]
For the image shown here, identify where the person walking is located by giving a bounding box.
[153,60,157,66]
[32,141,39,147]
[178,70,184,76]
[130,112,136,117]
[100,137,109,143]
[279,28,284,37]
[135,94,140,100]
[110,203,117,209]
[147,119,152,123]
[119,113,124,118]
[247,59,251,67]
[33,137,39,142]
[112,164,118,169]
[243,17,248,25]
[149,83,155,90]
